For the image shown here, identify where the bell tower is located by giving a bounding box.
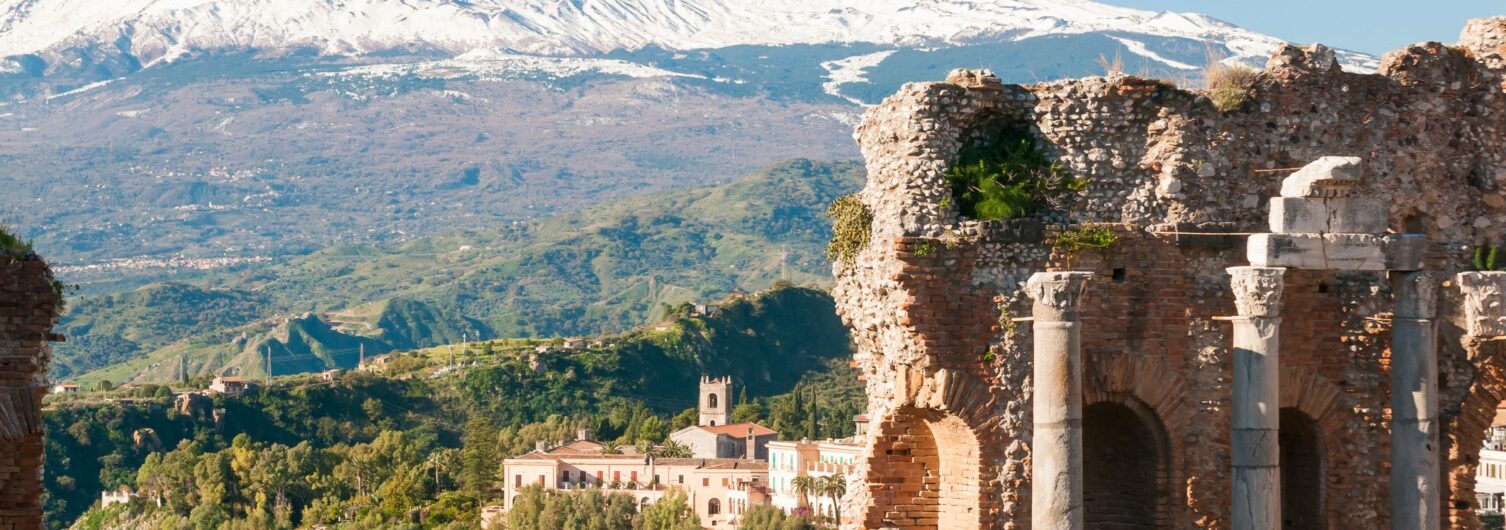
[699,376,731,427]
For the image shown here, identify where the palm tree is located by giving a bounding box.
[600,440,624,455]
[653,440,693,459]
[791,475,817,509]
[817,474,847,527]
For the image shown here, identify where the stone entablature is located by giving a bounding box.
[833,17,1506,530]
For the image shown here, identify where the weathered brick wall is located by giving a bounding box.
[0,252,60,530]
[835,17,1506,530]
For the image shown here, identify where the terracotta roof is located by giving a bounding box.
[696,422,777,438]
[1494,407,1506,427]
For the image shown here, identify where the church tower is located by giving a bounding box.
[699,376,732,427]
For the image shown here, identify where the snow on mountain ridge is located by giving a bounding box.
[0,0,1347,68]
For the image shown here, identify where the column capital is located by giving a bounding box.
[1228,266,1286,318]
[1025,271,1093,320]
[1393,272,1439,319]
[1458,272,1506,337]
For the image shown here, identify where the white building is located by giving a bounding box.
[766,437,862,519]
[207,376,251,396]
[499,433,769,529]
[669,377,777,459]
[1479,414,1506,513]
[51,384,79,395]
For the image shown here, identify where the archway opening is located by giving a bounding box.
[868,408,981,530]
[1083,400,1168,529]
[1280,407,1325,530]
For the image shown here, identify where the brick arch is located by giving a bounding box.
[1081,353,1189,528]
[1444,343,1506,530]
[862,368,998,530]
[1278,364,1348,530]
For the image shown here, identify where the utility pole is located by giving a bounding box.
[359,343,365,370]
[264,346,271,385]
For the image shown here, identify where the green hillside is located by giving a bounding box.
[57,159,863,383]
[45,286,862,530]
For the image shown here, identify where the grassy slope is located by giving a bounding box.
[62,159,862,384]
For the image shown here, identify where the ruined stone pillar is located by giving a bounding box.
[0,254,61,530]
[1228,266,1285,530]
[1390,272,1439,530]
[1026,271,1092,530]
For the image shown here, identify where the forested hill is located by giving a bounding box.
[45,286,863,530]
[55,159,864,385]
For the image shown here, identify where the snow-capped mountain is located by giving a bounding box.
[0,0,1372,73]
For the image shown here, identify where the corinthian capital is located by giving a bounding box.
[1025,271,1093,320]
[1393,272,1439,320]
[1228,266,1286,318]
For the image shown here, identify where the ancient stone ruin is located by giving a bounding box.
[0,248,60,530]
[833,17,1506,530]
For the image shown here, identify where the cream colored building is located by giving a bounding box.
[766,437,862,520]
[500,433,770,528]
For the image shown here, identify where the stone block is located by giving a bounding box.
[1247,233,1326,269]
[1326,197,1390,234]
[1269,197,1388,234]
[1280,156,1363,198]
[1268,197,1328,233]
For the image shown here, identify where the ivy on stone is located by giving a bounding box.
[825,194,872,265]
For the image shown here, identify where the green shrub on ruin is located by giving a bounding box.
[1055,225,1118,254]
[0,225,32,255]
[912,241,936,257]
[944,128,1083,221]
[1205,61,1259,113]
[825,194,872,264]
[1475,245,1506,271]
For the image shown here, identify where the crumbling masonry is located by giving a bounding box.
[833,18,1506,530]
[0,250,60,530]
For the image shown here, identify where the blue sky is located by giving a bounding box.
[1103,1,1503,55]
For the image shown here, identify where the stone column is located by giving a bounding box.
[1026,271,1093,530]
[1228,266,1285,530]
[1391,272,1439,530]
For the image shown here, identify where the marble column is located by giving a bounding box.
[1027,271,1093,530]
[1391,272,1439,530]
[1228,266,1285,530]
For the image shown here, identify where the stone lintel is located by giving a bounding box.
[1228,267,1286,318]
[1248,233,1424,271]
[1458,272,1506,337]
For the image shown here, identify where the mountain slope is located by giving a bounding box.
[0,0,1375,78]
[59,159,864,384]
[0,0,1318,58]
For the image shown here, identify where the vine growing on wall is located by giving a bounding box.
[825,194,872,265]
[944,127,1084,221]
[1053,225,1118,268]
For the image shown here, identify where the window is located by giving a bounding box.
[708,393,719,408]
[708,498,721,515]
[631,471,638,483]
[597,471,604,482]
[678,474,685,484]
[538,475,545,485]
[722,477,729,487]
[654,474,661,484]
[703,478,710,487]
[561,471,571,482]
[515,475,522,488]
[614,471,621,482]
